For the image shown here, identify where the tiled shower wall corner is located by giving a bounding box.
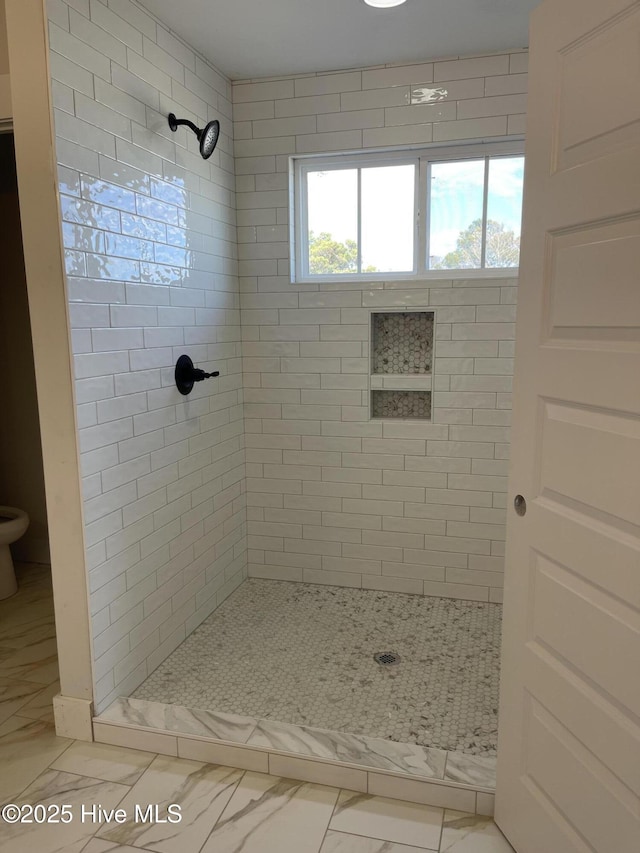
[47,0,246,712]
[234,52,527,602]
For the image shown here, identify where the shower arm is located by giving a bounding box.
[168,115,201,138]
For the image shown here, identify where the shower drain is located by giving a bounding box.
[374,652,401,666]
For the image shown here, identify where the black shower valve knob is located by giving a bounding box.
[175,354,219,396]
[191,366,219,381]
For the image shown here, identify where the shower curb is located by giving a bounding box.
[93,697,496,816]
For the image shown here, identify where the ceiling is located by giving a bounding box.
[140,0,538,81]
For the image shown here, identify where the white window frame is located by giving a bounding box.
[292,139,524,284]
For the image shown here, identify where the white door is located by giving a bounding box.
[496,1,640,851]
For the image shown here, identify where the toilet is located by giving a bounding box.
[0,506,29,599]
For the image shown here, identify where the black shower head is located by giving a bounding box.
[198,120,220,159]
[168,113,220,160]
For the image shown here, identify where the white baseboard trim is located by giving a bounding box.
[53,694,94,741]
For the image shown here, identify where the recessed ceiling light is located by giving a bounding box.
[363,0,407,7]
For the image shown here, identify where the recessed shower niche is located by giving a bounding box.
[370,310,434,420]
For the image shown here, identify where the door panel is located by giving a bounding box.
[531,554,639,713]
[557,8,640,170]
[539,401,640,525]
[533,507,639,602]
[548,220,640,332]
[496,1,640,850]
[524,697,638,852]
[527,649,640,797]
[537,350,637,411]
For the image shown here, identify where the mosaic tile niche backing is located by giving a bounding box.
[372,389,432,419]
[372,311,434,374]
[371,311,434,420]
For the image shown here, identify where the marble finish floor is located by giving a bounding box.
[134,580,502,755]
[0,562,59,730]
[0,561,513,851]
[0,734,515,853]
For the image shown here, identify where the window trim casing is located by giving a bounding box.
[292,139,525,284]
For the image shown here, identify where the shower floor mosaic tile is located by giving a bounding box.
[133,581,502,756]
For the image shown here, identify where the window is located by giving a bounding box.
[293,142,524,282]
[301,159,417,278]
[428,154,524,271]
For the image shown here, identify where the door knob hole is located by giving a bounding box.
[514,495,527,516]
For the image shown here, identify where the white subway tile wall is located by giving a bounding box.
[48,0,246,712]
[234,52,527,602]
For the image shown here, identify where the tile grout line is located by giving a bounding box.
[191,766,248,853]
[436,805,446,852]
[314,783,343,853]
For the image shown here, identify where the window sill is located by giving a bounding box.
[293,268,519,285]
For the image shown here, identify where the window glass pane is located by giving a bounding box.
[306,169,358,275]
[361,164,415,273]
[428,159,485,270]
[486,156,524,268]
